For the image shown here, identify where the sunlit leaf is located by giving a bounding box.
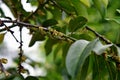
[106,17,120,24]
[66,38,98,78]
[80,0,91,7]
[114,45,120,56]
[69,16,87,32]
[116,9,120,14]
[0,33,5,44]
[102,0,109,8]
[93,40,113,55]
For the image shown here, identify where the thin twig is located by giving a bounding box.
[4,24,19,42]
[18,26,23,74]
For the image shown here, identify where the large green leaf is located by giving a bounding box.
[93,40,113,55]
[69,16,87,32]
[66,39,89,78]
[66,38,99,78]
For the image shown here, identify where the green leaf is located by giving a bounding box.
[105,60,117,80]
[106,17,120,24]
[0,73,6,80]
[66,38,98,78]
[116,9,120,14]
[71,33,93,40]
[66,39,89,78]
[0,8,5,17]
[102,0,109,8]
[26,0,31,3]
[93,40,113,55]
[26,0,38,5]
[115,46,120,56]
[93,0,106,18]
[0,33,5,44]
[13,76,24,80]
[5,74,24,80]
[71,0,88,16]
[80,0,91,7]
[42,19,58,27]
[117,71,120,80]
[47,7,62,20]
[44,38,58,56]
[25,76,39,80]
[79,56,90,80]
[54,0,75,14]
[29,30,45,47]
[92,54,108,80]
[69,16,87,32]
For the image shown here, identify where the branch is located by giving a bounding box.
[86,26,112,44]
[0,19,77,42]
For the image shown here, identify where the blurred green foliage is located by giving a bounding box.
[1,0,120,80]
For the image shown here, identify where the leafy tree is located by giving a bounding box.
[0,0,120,80]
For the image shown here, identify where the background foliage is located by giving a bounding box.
[0,0,120,80]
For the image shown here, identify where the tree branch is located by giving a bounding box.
[86,26,112,44]
[0,19,77,42]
